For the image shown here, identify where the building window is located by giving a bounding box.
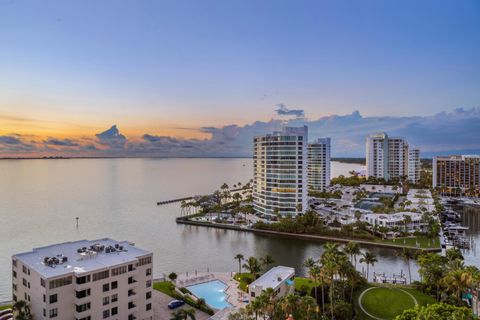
[22,278,27,287]
[40,278,46,287]
[49,308,58,318]
[111,294,118,303]
[103,296,110,306]
[93,270,109,282]
[111,307,118,315]
[22,265,27,274]
[76,275,91,284]
[103,283,110,292]
[146,268,152,276]
[111,281,118,290]
[146,303,152,311]
[49,276,72,289]
[49,294,58,304]
[138,256,152,266]
[103,309,110,319]
[12,270,16,279]
[146,291,152,299]
[12,259,17,267]
[146,280,152,288]
[76,302,91,313]
[111,266,127,276]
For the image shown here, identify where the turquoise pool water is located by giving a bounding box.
[187,280,232,309]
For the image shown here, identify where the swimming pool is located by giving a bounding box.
[186,280,232,310]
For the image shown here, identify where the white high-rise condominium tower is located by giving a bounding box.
[308,138,331,192]
[12,238,153,320]
[366,132,420,183]
[253,126,308,216]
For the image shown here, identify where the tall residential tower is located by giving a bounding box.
[366,132,420,183]
[307,138,331,192]
[253,126,308,216]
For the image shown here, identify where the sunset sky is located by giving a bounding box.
[0,0,479,157]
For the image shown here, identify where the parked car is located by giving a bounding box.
[168,299,185,309]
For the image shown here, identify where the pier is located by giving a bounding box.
[156,187,249,206]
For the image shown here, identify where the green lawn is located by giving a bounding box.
[234,273,254,292]
[354,286,436,320]
[153,281,177,296]
[0,305,12,310]
[375,236,440,249]
[295,277,319,295]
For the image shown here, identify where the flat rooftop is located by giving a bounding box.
[250,266,295,290]
[13,238,151,278]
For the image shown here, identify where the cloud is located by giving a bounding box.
[275,103,305,118]
[1,107,480,158]
[95,125,127,149]
[0,135,22,145]
[44,138,79,147]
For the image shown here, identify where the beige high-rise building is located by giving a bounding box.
[433,155,480,196]
[307,138,331,192]
[253,126,308,216]
[366,132,420,183]
[12,238,153,320]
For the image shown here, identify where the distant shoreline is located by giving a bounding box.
[0,156,368,162]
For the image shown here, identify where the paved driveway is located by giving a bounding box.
[153,290,211,320]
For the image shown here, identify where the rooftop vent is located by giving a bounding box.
[43,255,68,268]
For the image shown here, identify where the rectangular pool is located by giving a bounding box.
[186,280,232,310]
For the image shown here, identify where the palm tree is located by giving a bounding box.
[398,248,414,284]
[243,256,262,281]
[359,251,377,282]
[344,242,360,269]
[442,269,473,306]
[171,308,196,320]
[13,300,32,320]
[234,254,245,274]
[260,254,275,269]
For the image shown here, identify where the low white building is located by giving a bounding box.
[249,266,295,300]
[362,212,426,233]
[359,184,402,194]
[406,189,435,212]
[12,238,153,320]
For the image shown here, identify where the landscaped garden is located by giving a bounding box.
[0,305,11,310]
[354,286,436,320]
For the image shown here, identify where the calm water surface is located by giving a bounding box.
[0,158,478,301]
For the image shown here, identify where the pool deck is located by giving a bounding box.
[176,272,248,310]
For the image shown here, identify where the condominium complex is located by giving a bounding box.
[307,138,331,192]
[433,155,480,196]
[366,133,420,183]
[253,126,308,216]
[12,238,153,320]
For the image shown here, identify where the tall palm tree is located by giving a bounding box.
[359,251,377,282]
[234,254,245,274]
[260,254,275,269]
[398,248,414,284]
[243,256,262,281]
[344,242,360,268]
